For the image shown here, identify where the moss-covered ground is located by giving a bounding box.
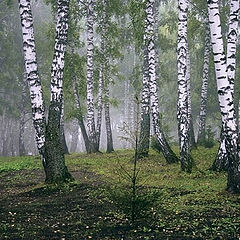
[0,146,239,239]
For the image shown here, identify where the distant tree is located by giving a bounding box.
[186,47,196,149]
[72,54,91,153]
[19,72,28,156]
[197,19,211,145]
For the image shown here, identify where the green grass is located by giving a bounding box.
[65,146,239,238]
[1,146,239,239]
[0,155,42,172]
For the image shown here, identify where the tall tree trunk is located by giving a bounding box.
[19,110,26,156]
[44,0,73,183]
[177,0,193,172]
[197,20,211,144]
[19,73,28,156]
[186,46,196,149]
[18,0,46,161]
[86,0,98,152]
[208,0,240,193]
[104,86,114,153]
[96,0,106,150]
[138,36,150,158]
[211,0,239,172]
[146,0,178,164]
[70,120,79,153]
[73,72,91,153]
[123,79,130,148]
[96,66,103,149]
[60,99,69,154]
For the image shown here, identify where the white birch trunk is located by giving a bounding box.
[177,0,193,171]
[18,0,46,155]
[96,0,106,149]
[86,0,97,151]
[146,0,178,164]
[44,0,73,183]
[216,0,239,168]
[50,0,69,104]
[197,20,211,143]
[227,0,239,93]
[208,0,240,192]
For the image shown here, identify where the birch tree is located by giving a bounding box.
[138,22,150,158]
[19,0,73,183]
[211,0,239,171]
[18,0,46,160]
[177,0,193,172]
[186,47,196,149]
[72,64,91,153]
[96,0,106,150]
[60,99,69,154]
[86,0,98,152]
[146,0,178,164]
[104,86,114,152]
[197,19,211,144]
[208,0,240,193]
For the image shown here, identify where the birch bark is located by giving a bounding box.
[86,0,98,152]
[18,0,46,158]
[208,0,240,193]
[44,0,73,183]
[211,0,239,171]
[96,0,106,150]
[146,0,178,164]
[177,0,193,172]
[197,20,211,144]
[138,19,150,158]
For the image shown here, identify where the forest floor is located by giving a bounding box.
[0,146,240,239]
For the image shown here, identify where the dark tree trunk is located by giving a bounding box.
[189,118,197,149]
[44,103,73,183]
[70,121,78,153]
[60,99,69,155]
[138,113,150,158]
[19,110,26,156]
[2,116,9,156]
[138,46,150,158]
[43,0,73,183]
[105,87,114,153]
[61,129,69,154]
[19,73,28,156]
[73,73,92,153]
[211,128,228,171]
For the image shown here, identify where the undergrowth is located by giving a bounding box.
[0,146,239,239]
